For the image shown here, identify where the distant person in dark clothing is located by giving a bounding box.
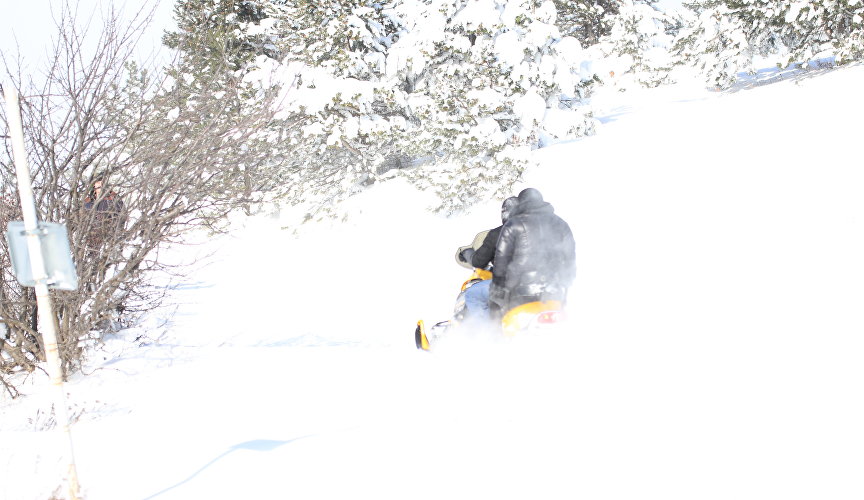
[83,176,125,251]
[489,188,576,318]
[84,177,123,215]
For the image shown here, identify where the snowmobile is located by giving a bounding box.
[415,231,567,351]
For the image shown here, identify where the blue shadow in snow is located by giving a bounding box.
[171,281,216,291]
[596,107,634,125]
[141,437,310,499]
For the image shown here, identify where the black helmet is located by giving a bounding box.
[517,188,543,204]
[501,196,518,223]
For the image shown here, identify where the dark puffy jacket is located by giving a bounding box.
[469,196,518,270]
[490,197,575,312]
[83,192,124,218]
[470,225,501,269]
[83,193,125,249]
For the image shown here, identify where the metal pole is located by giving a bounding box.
[4,83,81,500]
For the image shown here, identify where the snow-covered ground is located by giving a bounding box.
[3,63,864,500]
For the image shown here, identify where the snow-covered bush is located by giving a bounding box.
[260,1,410,216]
[598,0,679,88]
[401,0,600,213]
[0,4,285,382]
[674,0,864,89]
[261,0,599,216]
[553,0,622,46]
[772,0,864,65]
[163,0,287,70]
[674,1,756,88]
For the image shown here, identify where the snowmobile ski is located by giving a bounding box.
[415,319,452,351]
[415,320,430,351]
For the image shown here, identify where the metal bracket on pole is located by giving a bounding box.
[6,221,78,290]
[4,83,82,500]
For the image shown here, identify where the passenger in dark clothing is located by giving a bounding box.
[457,197,519,323]
[459,197,519,269]
[490,188,576,318]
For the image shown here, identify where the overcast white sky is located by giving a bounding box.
[0,0,176,74]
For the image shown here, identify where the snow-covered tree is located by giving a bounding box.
[280,0,404,78]
[261,0,410,216]
[162,0,293,209]
[395,0,598,212]
[599,0,679,88]
[674,0,756,89]
[674,0,864,89]
[754,0,864,65]
[264,0,599,216]
[553,0,621,46]
[163,0,285,70]
[159,0,600,217]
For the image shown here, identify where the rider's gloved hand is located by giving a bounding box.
[460,248,475,264]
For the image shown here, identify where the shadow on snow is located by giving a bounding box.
[140,437,312,499]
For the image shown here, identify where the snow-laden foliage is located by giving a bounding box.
[393,0,599,213]
[249,0,410,218]
[163,0,285,70]
[280,0,403,78]
[598,0,680,88]
[163,0,864,215]
[247,0,600,216]
[162,0,301,210]
[675,0,864,88]
[764,0,864,64]
[553,0,622,46]
[674,0,756,88]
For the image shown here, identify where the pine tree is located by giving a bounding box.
[163,0,283,72]
[601,0,678,88]
[736,0,864,65]
[269,0,410,215]
[674,0,864,89]
[165,0,600,216]
[281,0,403,78]
[160,0,290,210]
[674,0,755,89]
[392,0,599,213]
[553,0,621,46]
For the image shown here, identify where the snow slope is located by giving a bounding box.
[2,63,864,500]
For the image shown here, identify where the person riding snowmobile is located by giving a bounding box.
[414,191,572,350]
[489,188,576,319]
